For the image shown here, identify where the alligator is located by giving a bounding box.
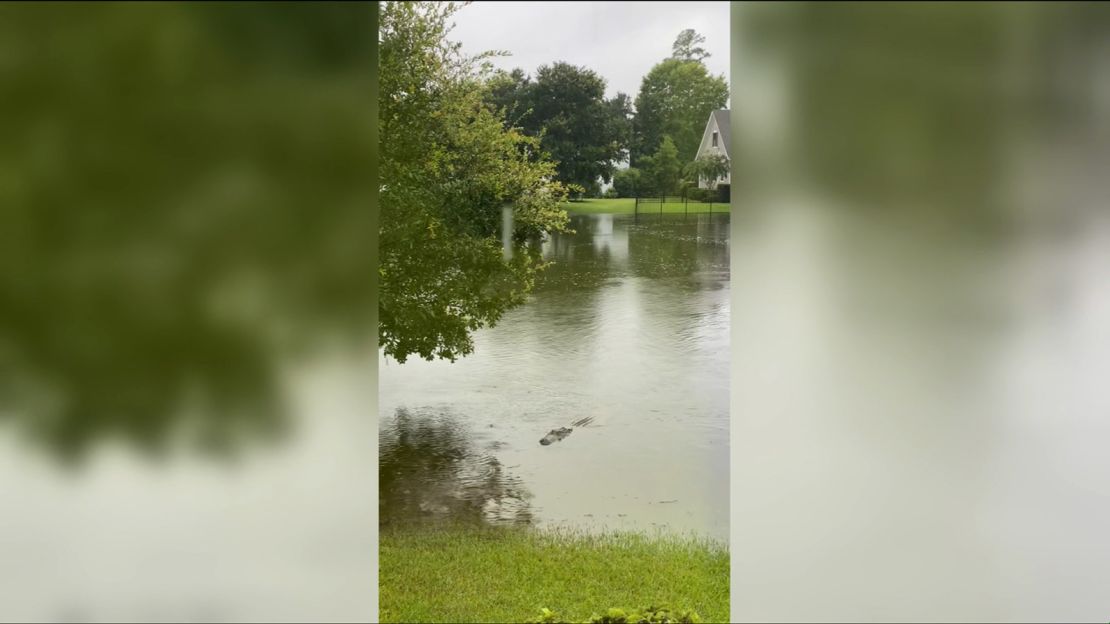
[539,416,593,446]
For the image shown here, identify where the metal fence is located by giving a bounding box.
[633,188,728,219]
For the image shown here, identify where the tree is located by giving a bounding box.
[685,154,730,188]
[612,167,642,198]
[484,63,631,192]
[485,67,532,127]
[642,136,683,196]
[672,28,710,62]
[604,91,635,161]
[637,156,658,196]
[632,33,728,165]
[380,2,569,363]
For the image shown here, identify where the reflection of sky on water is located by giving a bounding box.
[589,213,629,267]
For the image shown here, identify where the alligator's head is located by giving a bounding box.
[539,427,572,446]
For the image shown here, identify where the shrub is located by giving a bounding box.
[684,187,707,202]
[716,183,730,203]
[529,606,702,624]
[689,187,725,203]
[612,167,642,198]
[603,187,619,199]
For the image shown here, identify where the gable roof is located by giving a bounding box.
[710,109,730,159]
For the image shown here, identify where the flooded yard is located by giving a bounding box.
[380,212,731,541]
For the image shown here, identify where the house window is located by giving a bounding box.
[711,131,718,148]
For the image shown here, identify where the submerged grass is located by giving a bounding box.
[379,524,729,623]
[561,198,728,215]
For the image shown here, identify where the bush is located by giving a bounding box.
[530,606,702,624]
[603,187,619,199]
[688,187,725,203]
[716,183,730,203]
[612,167,642,198]
[684,187,707,202]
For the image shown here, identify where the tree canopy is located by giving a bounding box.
[672,28,710,62]
[632,31,729,166]
[379,1,569,363]
[485,63,631,194]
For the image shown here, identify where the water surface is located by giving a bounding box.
[380,212,731,541]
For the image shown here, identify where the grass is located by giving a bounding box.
[560,198,728,215]
[379,524,729,623]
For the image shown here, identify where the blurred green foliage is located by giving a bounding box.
[0,2,375,461]
[736,1,1110,216]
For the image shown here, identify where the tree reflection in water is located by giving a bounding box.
[379,408,534,529]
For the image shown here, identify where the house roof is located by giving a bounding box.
[710,109,730,158]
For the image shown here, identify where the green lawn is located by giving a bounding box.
[560,198,728,215]
[380,525,729,623]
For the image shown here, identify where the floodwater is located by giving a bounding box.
[731,197,1110,622]
[379,212,731,541]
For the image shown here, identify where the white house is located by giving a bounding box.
[694,109,730,190]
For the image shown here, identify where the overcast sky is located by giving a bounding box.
[448,1,730,101]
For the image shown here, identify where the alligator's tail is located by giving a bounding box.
[570,416,594,428]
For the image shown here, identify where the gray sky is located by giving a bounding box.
[448,1,730,101]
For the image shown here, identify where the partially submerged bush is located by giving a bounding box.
[530,606,702,624]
